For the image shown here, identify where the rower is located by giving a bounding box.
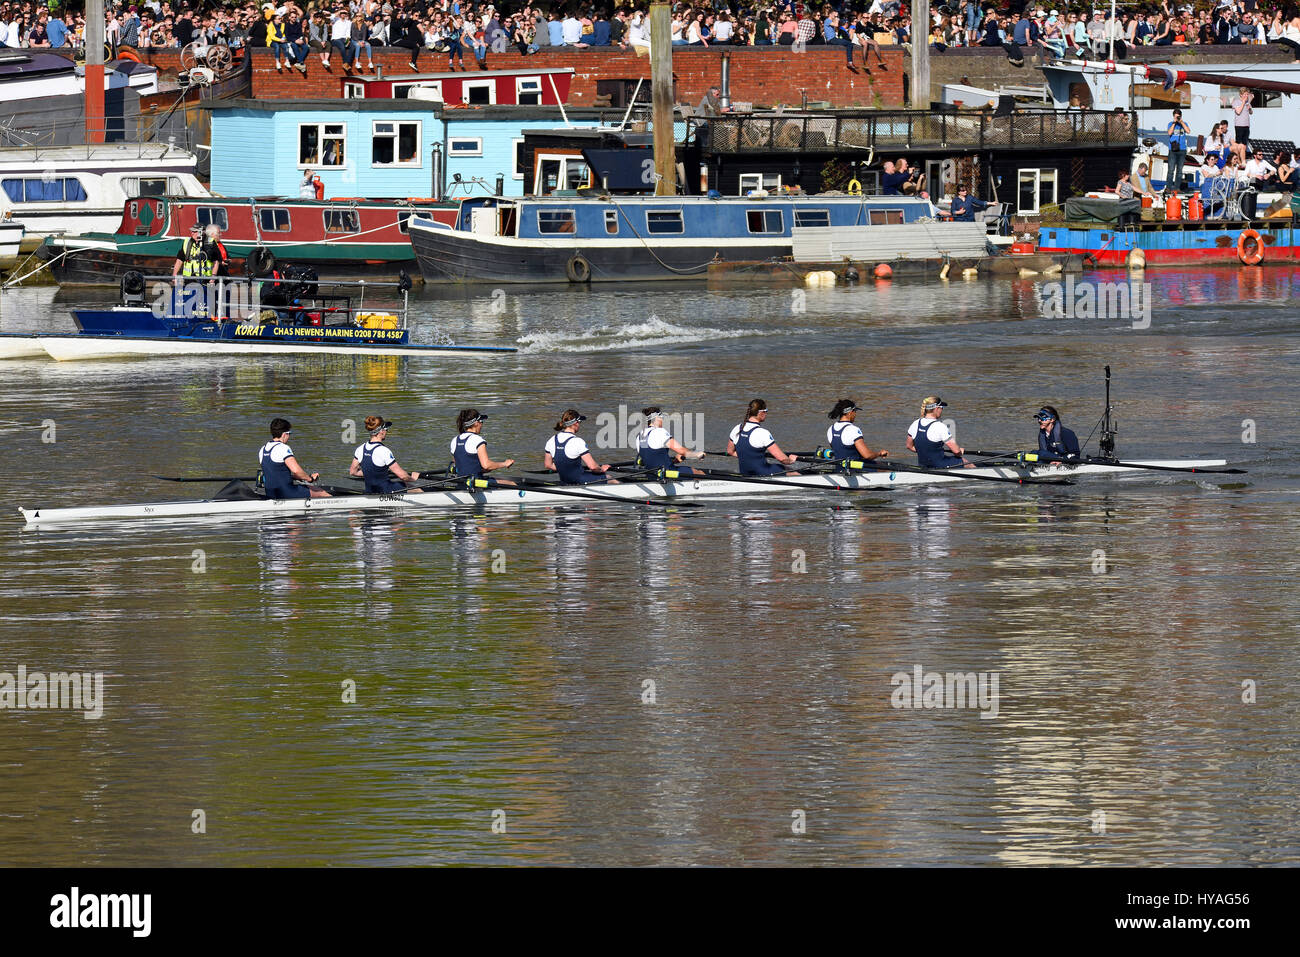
[826,399,889,469]
[905,396,970,469]
[636,406,706,475]
[349,416,420,493]
[451,409,516,487]
[726,399,799,476]
[1034,405,1081,462]
[259,418,331,499]
[544,409,616,485]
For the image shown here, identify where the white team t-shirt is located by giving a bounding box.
[354,441,395,467]
[639,426,671,450]
[729,423,775,450]
[907,418,951,444]
[545,433,589,461]
[260,440,294,466]
[450,432,486,456]
[827,422,864,446]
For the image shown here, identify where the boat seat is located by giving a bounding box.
[979,202,1009,236]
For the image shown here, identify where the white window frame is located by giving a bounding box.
[195,205,229,230]
[511,137,525,180]
[372,120,422,168]
[258,207,292,232]
[299,122,347,170]
[536,208,577,234]
[448,136,483,158]
[392,80,443,101]
[1017,168,1057,215]
[793,208,831,228]
[604,209,619,234]
[645,209,684,234]
[343,80,365,99]
[738,172,781,194]
[461,79,496,105]
[398,210,435,234]
[516,76,543,105]
[746,208,784,234]
[323,208,361,233]
[867,208,904,226]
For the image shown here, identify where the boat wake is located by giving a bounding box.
[516,316,760,353]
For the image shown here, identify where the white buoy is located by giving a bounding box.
[939,262,951,280]
[1042,263,1063,276]
[1127,248,1146,270]
[804,270,837,286]
[962,267,979,279]
[1018,268,1039,278]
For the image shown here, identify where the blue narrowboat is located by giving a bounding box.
[408,194,938,283]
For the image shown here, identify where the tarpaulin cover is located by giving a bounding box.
[1065,196,1141,223]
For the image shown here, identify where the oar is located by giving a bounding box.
[507,476,702,510]
[524,459,639,475]
[610,463,887,493]
[779,452,1073,486]
[152,474,259,483]
[975,451,1246,475]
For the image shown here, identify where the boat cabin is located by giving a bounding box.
[342,66,574,106]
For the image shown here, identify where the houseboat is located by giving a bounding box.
[0,142,208,241]
[40,194,457,285]
[0,218,23,265]
[408,194,939,283]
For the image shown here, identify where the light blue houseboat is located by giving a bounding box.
[409,194,938,283]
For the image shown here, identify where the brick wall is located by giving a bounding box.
[244,46,905,107]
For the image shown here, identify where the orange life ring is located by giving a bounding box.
[1237,228,1264,265]
[117,47,141,62]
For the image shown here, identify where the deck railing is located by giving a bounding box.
[692,110,1136,154]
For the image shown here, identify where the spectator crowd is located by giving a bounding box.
[0,1,1298,72]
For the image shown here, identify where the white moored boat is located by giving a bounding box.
[18,459,1230,528]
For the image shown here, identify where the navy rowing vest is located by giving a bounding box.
[360,440,404,493]
[1039,422,1079,458]
[828,421,857,460]
[911,418,952,468]
[552,432,586,483]
[637,427,672,470]
[260,440,297,498]
[452,431,484,478]
[736,421,773,476]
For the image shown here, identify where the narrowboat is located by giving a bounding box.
[39,194,457,285]
[408,194,939,283]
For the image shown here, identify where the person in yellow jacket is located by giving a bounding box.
[269,11,290,71]
[172,223,212,278]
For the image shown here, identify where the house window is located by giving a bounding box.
[646,210,684,234]
[868,209,904,225]
[373,121,421,167]
[324,208,360,233]
[299,123,346,168]
[448,137,483,158]
[605,209,618,234]
[462,80,495,105]
[259,208,291,232]
[738,172,781,194]
[512,138,526,180]
[793,208,831,228]
[123,176,181,197]
[1017,168,1057,215]
[2,177,88,202]
[393,81,442,101]
[516,76,543,105]
[398,211,434,233]
[746,209,783,233]
[195,206,229,230]
[343,80,364,99]
[537,209,576,233]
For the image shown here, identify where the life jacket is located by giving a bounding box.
[179,237,211,277]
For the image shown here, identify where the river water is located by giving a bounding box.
[0,267,1296,866]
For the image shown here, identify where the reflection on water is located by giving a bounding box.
[0,270,1298,865]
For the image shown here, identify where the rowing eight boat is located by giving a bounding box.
[18,458,1230,528]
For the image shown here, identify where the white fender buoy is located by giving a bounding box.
[1127,248,1146,270]
[961,267,979,279]
[939,262,951,280]
[1018,268,1039,278]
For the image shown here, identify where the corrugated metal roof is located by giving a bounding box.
[791,223,989,262]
